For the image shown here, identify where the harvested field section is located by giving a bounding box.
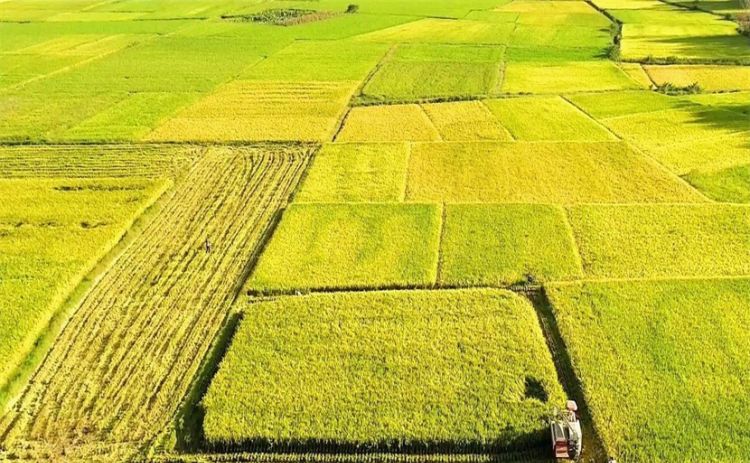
[439,204,583,286]
[0,147,311,456]
[247,203,442,292]
[567,204,750,279]
[406,142,704,203]
[296,143,410,202]
[147,81,356,142]
[203,289,566,450]
[547,279,750,462]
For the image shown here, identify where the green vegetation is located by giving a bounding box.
[547,279,750,462]
[0,178,167,393]
[406,142,703,203]
[684,164,750,202]
[439,204,582,286]
[568,204,750,278]
[203,289,566,449]
[247,203,442,292]
[296,143,410,202]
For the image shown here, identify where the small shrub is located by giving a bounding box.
[345,4,359,13]
[654,81,702,95]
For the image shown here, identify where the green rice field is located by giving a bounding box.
[0,0,748,462]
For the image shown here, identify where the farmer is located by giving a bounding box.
[205,237,212,254]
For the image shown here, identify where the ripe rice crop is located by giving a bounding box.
[247,203,442,292]
[502,62,639,93]
[649,131,750,175]
[567,204,750,278]
[0,177,167,397]
[203,289,566,449]
[421,101,511,141]
[337,104,440,142]
[439,204,583,286]
[0,147,311,458]
[645,64,750,91]
[356,18,515,44]
[296,143,410,202]
[483,96,616,141]
[406,142,703,203]
[684,163,750,203]
[547,278,750,462]
[147,81,356,142]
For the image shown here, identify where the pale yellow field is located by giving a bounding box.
[337,104,441,142]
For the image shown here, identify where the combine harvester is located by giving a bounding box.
[550,400,582,460]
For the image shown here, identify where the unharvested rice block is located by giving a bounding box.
[567,204,750,278]
[645,65,750,92]
[147,81,356,142]
[203,289,566,448]
[421,101,511,141]
[440,204,583,285]
[484,96,615,141]
[356,18,515,44]
[566,90,689,119]
[618,63,654,88]
[337,104,440,142]
[684,163,750,203]
[296,143,410,202]
[547,279,750,462]
[648,131,750,175]
[502,61,640,93]
[406,142,703,203]
[247,203,441,292]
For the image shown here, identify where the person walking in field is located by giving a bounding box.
[205,237,212,254]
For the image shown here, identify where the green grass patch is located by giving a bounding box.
[296,143,410,202]
[406,142,703,204]
[484,96,616,141]
[568,204,750,278]
[547,278,750,462]
[247,203,441,292]
[439,204,583,286]
[203,288,566,449]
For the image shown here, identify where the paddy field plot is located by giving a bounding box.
[439,204,583,286]
[547,279,750,462]
[356,18,515,45]
[247,203,442,292]
[337,104,440,142]
[422,101,512,141]
[644,64,750,91]
[405,142,703,203]
[0,177,166,402]
[203,289,566,449]
[684,163,750,203]
[0,147,311,455]
[648,131,750,175]
[296,143,410,203]
[483,96,616,141]
[362,44,504,101]
[567,204,750,279]
[501,61,640,94]
[148,81,356,142]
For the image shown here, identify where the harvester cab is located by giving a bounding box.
[550,400,582,460]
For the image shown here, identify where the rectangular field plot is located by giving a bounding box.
[296,143,410,202]
[406,142,703,203]
[147,81,356,142]
[484,96,616,141]
[649,131,750,175]
[362,44,504,101]
[547,279,750,462]
[337,104,440,142]
[356,18,515,44]
[502,61,640,94]
[568,204,750,278]
[684,163,750,203]
[422,101,511,141]
[0,177,167,392]
[645,64,750,92]
[203,289,566,449]
[247,203,442,292]
[440,204,583,286]
[566,90,691,119]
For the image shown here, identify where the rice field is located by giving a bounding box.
[203,289,566,450]
[2,0,750,462]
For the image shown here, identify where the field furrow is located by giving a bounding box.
[0,146,311,459]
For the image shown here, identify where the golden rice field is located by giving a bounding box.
[1,0,749,462]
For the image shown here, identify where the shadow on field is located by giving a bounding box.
[651,34,750,63]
